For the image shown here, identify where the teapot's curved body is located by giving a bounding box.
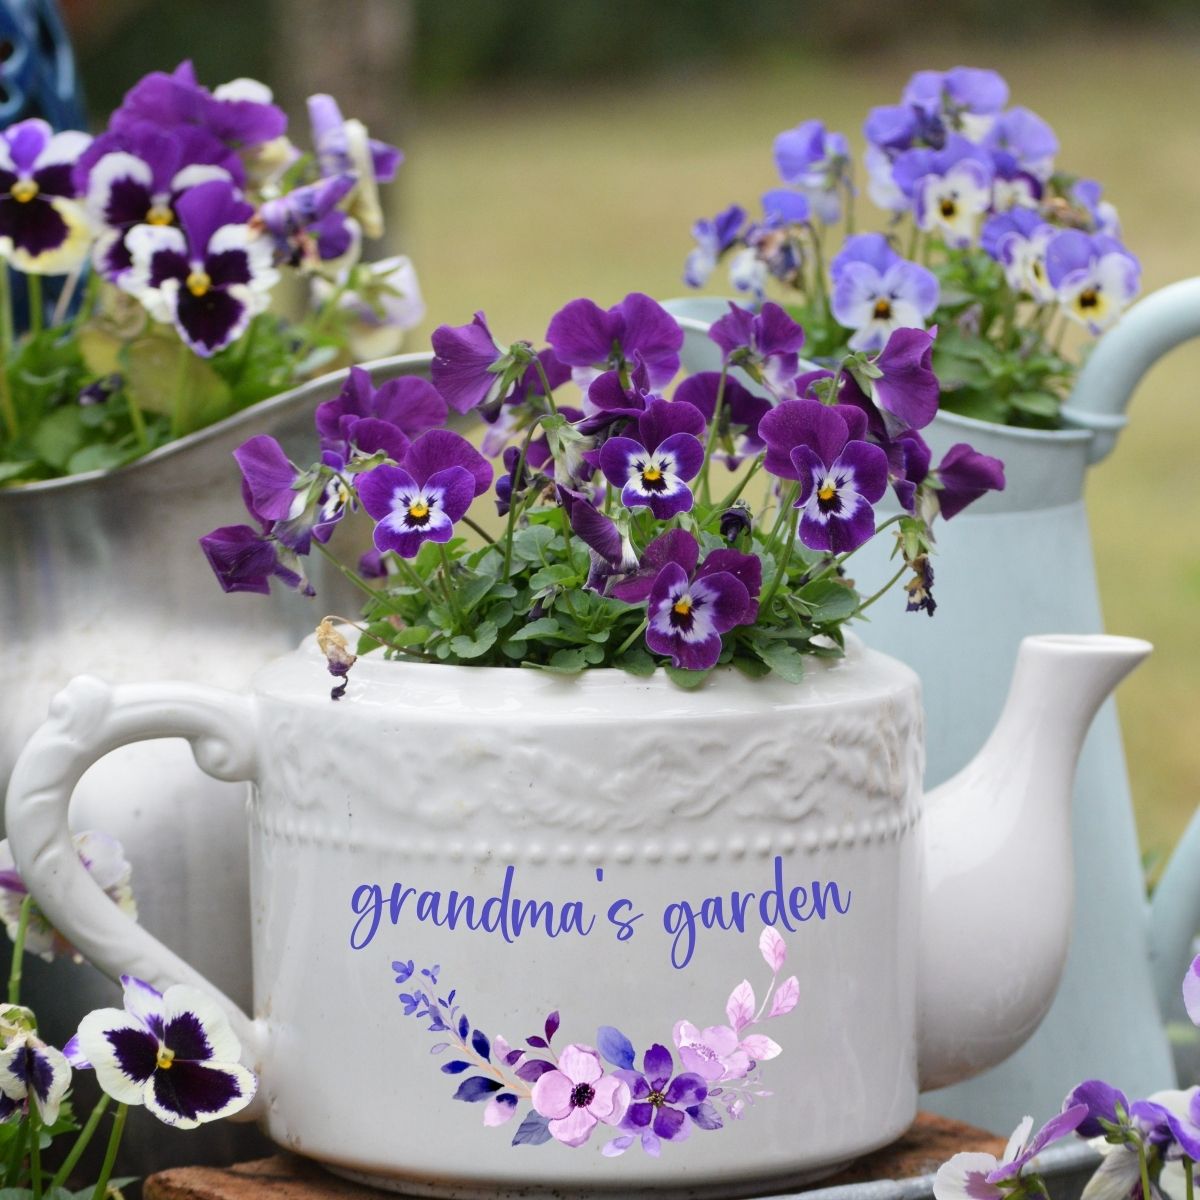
[4,632,1145,1197]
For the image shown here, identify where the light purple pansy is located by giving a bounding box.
[830,233,939,352]
[903,67,1009,132]
[124,178,278,355]
[110,61,287,150]
[529,1044,629,1148]
[546,292,683,390]
[598,397,706,519]
[0,118,92,272]
[902,136,995,249]
[640,532,755,672]
[1044,229,1140,335]
[357,430,492,559]
[760,399,888,553]
[980,208,1052,294]
[772,119,850,224]
[77,120,238,280]
[1071,179,1121,239]
[71,975,256,1130]
[0,1030,71,1125]
[984,107,1058,183]
[430,311,508,415]
[932,1105,1087,1200]
[1185,954,1200,1027]
[684,204,746,288]
[708,300,805,400]
[931,443,1006,520]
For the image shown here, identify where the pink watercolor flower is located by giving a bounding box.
[672,1021,753,1084]
[530,1044,629,1147]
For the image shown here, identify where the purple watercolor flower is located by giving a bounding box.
[357,431,492,559]
[933,1106,1086,1200]
[111,62,286,151]
[684,204,746,288]
[772,119,850,224]
[0,118,92,272]
[616,1044,708,1145]
[598,397,705,520]
[124,178,278,355]
[931,443,1006,520]
[672,1021,751,1084]
[1044,229,1140,335]
[708,301,805,400]
[546,292,683,390]
[430,312,507,414]
[72,975,256,1129]
[830,234,939,352]
[530,1044,629,1148]
[0,1030,71,1125]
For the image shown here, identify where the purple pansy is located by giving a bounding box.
[598,397,705,519]
[1044,229,1140,335]
[708,301,805,400]
[430,312,508,415]
[673,372,770,465]
[1071,179,1121,238]
[78,121,238,281]
[865,326,941,434]
[985,107,1057,183]
[615,1043,708,1146]
[901,136,994,249]
[111,62,286,150]
[315,365,447,460]
[357,430,492,559]
[772,119,850,224]
[830,233,939,352]
[933,1106,1086,1200]
[199,523,313,596]
[125,178,278,355]
[931,443,1006,519]
[1064,1079,1131,1139]
[530,1044,629,1148]
[72,975,256,1129]
[980,208,1054,297]
[546,293,683,390]
[684,204,746,288]
[319,255,426,359]
[0,118,92,272]
[557,485,636,590]
[0,1030,71,1125]
[258,173,356,264]
[760,399,888,553]
[903,67,1009,134]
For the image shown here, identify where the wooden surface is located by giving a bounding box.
[143,1113,1007,1200]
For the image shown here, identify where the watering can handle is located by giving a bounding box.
[3,675,264,1093]
[1064,276,1200,463]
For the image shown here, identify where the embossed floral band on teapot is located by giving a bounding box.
[6,289,1150,1198]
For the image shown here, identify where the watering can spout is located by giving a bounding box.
[1065,276,1200,463]
[915,634,1151,1091]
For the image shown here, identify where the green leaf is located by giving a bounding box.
[615,648,656,676]
[511,525,557,563]
[529,563,579,591]
[731,653,772,679]
[31,406,87,469]
[665,666,712,689]
[546,647,589,672]
[504,617,562,642]
[388,625,433,648]
[751,639,807,683]
[0,461,35,484]
[66,443,132,475]
[449,620,498,660]
[581,643,606,665]
[798,579,858,623]
[1009,390,1061,420]
[124,337,232,434]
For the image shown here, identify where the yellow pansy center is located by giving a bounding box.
[642,466,662,483]
[186,270,212,297]
[408,500,430,521]
[673,597,693,618]
[1077,288,1100,311]
[818,483,837,502]
[146,203,174,226]
[156,1046,175,1070]
[873,298,893,319]
[939,196,957,219]
[10,179,37,203]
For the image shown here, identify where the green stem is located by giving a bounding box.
[233,314,260,386]
[759,507,799,615]
[4,1109,25,1185]
[69,271,100,335]
[905,221,920,261]
[1138,1143,1152,1200]
[531,356,560,417]
[700,365,728,504]
[1185,1158,1194,1200]
[28,1106,41,1200]
[842,164,856,237]
[89,1102,127,1200]
[857,563,907,614]
[390,553,443,611]
[614,618,648,657]
[8,893,32,1004]
[765,483,800,551]
[0,264,17,441]
[51,264,83,327]
[26,274,42,336]
[170,339,191,441]
[806,223,828,318]
[50,1094,111,1192]
[313,539,382,605]
[716,456,762,510]
[126,388,149,453]
[461,515,495,544]
[501,418,544,580]
[436,543,466,628]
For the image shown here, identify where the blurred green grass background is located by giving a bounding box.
[396,33,1200,864]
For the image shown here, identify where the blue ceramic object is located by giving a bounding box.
[0,0,83,130]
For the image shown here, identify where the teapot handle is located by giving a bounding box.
[3,675,264,1075]
[1064,276,1200,463]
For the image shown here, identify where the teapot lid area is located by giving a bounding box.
[252,628,920,723]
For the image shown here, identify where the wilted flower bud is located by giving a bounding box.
[720,500,753,543]
[317,617,357,700]
[905,555,936,617]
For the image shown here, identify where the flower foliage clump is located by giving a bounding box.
[203,291,1004,686]
[0,62,422,484]
[685,65,1140,428]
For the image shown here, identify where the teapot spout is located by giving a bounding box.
[917,634,1151,1092]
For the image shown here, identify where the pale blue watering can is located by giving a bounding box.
[665,279,1200,1130]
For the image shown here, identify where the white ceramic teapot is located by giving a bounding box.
[4,631,1147,1198]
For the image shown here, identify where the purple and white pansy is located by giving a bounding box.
[773,119,851,225]
[0,119,92,273]
[830,233,939,351]
[1044,229,1141,334]
[0,1029,72,1125]
[708,300,805,399]
[598,398,706,520]
[124,178,278,355]
[70,975,256,1129]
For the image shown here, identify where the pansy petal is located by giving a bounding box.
[120,975,165,1037]
[85,152,154,229]
[423,466,476,525]
[405,429,493,497]
[144,1059,256,1129]
[75,1009,160,1103]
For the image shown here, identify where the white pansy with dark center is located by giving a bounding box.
[0,1031,71,1125]
[917,162,992,248]
[649,577,723,647]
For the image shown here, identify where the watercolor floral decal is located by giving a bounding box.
[391,926,799,1156]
